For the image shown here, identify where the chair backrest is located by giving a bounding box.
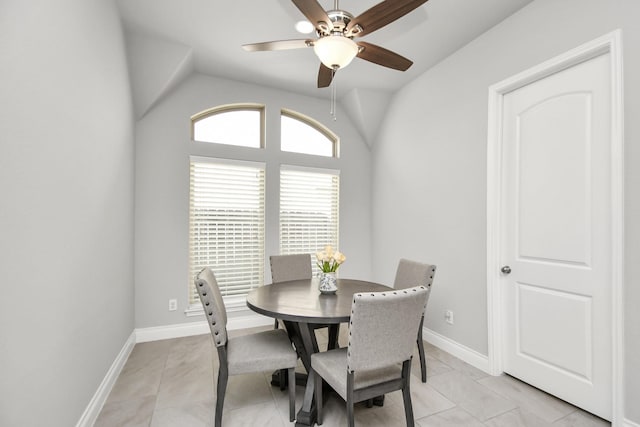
[393,258,436,291]
[347,286,429,372]
[194,267,228,347]
[269,254,312,283]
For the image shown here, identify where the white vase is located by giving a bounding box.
[319,272,338,294]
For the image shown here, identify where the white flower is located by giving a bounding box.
[324,245,335,258]
[316,246,346,272]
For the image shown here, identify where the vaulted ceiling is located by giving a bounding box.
[116,0,533,142]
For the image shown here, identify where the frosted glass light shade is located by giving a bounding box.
[313,36,358,69]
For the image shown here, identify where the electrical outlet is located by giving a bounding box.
[445,310,454,325]
[169,299,177,311]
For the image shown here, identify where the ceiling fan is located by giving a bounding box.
[242,0,430,88]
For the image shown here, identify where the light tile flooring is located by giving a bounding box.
[95,326,610,427]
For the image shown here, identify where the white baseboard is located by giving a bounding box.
[75,331,136,427]
[135,321,209,343]
[135,312,273,343]
[422,327,491,374]
[624,418,640,427]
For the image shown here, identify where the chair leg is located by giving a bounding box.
[280,369,287,391]
[327,324,340,350]
[314,370,323,425]
[274,318,279,329]
[288,367,296,422]
[215,367,228,427]
[347,372,355,427]
[417,315,427,382]
[401,360,415,427]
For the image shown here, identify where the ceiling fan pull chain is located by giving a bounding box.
[331,68,337,121]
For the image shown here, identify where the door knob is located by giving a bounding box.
[501,266,511,274]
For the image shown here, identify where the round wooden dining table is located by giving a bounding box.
[246,278,390,427]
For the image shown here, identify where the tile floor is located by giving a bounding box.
[95,326,610,427]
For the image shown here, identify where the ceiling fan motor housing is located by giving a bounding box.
[318,10,362,37]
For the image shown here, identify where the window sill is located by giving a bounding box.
[185,296,248,317]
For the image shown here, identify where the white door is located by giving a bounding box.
[501,53,612,419]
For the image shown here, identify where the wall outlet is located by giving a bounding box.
[445,309,454,325]
[169,299,177,311]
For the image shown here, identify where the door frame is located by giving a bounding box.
[486,30,624,424]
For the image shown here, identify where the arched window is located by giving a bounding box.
[187,104,340,312]
[191,103,264,148]
[281,109,338,157]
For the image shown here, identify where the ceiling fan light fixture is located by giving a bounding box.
[313,35,358,69]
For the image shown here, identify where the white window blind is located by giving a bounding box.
[279,167,339,274]
[189,158,265,305]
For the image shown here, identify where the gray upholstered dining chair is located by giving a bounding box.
[311,286,430,427]
[194,267,298,427]
[270,253,313,283]
[393,258,436,382]
[269,253,313,329]
[270,254,340,350]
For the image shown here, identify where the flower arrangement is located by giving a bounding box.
[316,245,346,273]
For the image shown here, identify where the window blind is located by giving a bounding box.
[279,167,339,274]
[189,158,265,305]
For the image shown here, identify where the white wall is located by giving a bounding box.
[0,1,135,426]
[371,0,639,423]
[134,73,372,328]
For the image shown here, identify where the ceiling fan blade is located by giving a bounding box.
[347,0,429,38]
[292,0,333,31]
[356,41,413,71]
[317,64,334,88]
[242,39,313,52]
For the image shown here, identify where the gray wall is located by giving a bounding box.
[0,1,135,426]
[134,73,372,328]
[371,0,639,422]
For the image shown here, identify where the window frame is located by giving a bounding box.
[186,105,341,316]
[191,103,266,148]
[281,108,340,158]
